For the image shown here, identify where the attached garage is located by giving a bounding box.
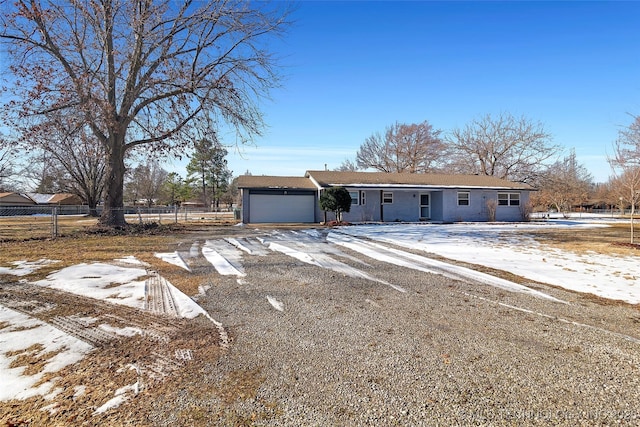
[238,176,319,224]
[248,190,316,223]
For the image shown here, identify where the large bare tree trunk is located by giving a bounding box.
[100,140,126,227]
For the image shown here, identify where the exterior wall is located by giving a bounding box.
[441,189,488,222]
[242,186,532,224]
[339,189,380,223]
[241,189,250,223]
[429,191,444,222]
[381,190,418,222]
[339,188,531,223]
[495,190,530,222]
[440,189,530,222]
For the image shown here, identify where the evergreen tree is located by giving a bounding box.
[319,187,352,222]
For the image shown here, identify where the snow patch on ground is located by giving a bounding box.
[114,256,149,266]
[202,240,246,276]
[94,379,140,415]
[328,231,565,303]
[154,252,191,272]
[0,259,59,277]
[34,263,147,309]
[339,221,640,304]
[267,296,284,311]
[0,306,94,401]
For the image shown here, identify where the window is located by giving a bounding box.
[382,192,393,204]
[457,192,470,206]
[420,193,430,219]
[349,191,359,205]
[498,192,520,206]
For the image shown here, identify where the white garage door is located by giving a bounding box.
[249,193,315,223]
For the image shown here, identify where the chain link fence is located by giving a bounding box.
[0,205,239,241]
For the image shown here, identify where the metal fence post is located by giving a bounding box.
[51,206,58,238]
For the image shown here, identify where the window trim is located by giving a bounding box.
[349,191,360,205]
[457,191,470,206]
[497,192,520,206]
[382,191,393,204]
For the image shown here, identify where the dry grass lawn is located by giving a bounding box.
[526,221,640,256]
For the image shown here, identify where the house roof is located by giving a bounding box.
[48,193,82,204]
[237,175,318,190]
[238,171,534,191]
[26,193,54,204]
[26,193,83,205]
[305,170,533,190]
[0,192,36,205]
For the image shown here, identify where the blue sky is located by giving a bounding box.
[194,0,640,183]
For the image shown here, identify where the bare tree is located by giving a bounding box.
[19,150,60,192]
[609,116,640,243]
[356,120,446,173]
[125,161,168,208]
[32,114,106,216]
[0,144,17,191]
[447,113,559,183]
[534,149,593,217]
[1,0,290,227]
[335,159,359,172]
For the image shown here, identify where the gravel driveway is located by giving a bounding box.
[151,227,640,426]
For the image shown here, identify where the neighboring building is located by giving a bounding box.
[0,192,37,206]
[27,193,84,205]
[238,171,534,224]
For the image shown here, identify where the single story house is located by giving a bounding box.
[27,193,84,205]
[0,192,36,206]
[238,171,534,224]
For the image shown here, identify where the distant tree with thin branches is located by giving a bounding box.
[447,113,559,184]
[356,121,446,173]
[609,115,640,243]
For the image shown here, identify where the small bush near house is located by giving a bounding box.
[520,201,533,222]
[486,199,497,222]
[319,187,352,222]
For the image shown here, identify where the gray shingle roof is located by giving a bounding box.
[237,175,318,190]
[305,171,533,189]
[238,171,533,190]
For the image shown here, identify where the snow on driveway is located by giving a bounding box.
[327,231,564,302]
[195,219,639,305]
[337,220,640,304]
[202,240,246,277]
[258,231,407,293]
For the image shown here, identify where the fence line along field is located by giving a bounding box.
[0,207,237,241]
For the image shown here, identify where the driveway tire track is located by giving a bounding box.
[145,272,179,317]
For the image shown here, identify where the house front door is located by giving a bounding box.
[420,193,430,220]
